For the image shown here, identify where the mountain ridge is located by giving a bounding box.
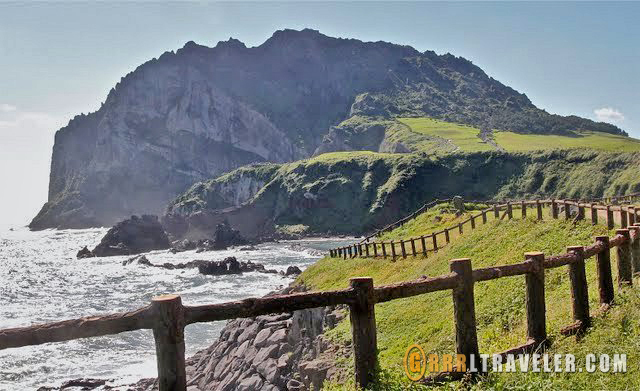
[31,28,625,230]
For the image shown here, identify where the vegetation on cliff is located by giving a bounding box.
[324,116,640,155]
[165,149,640,239]
[34,28,626,230]
[297,205,639,390]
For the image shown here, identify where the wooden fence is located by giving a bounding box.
[1,198,640,390]
[359,197,507,243]
[329,197,640,260]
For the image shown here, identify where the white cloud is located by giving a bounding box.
[594,107,625,123]
[0,103,17,112]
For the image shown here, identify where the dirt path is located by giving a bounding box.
[478,124,504,151]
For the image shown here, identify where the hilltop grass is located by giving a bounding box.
[397,117,494,152]
[396,117,640,154]
[495,130,640,153]
[296,211,640,390]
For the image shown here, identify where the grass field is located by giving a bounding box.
[397,117,494,152]
[397,117,640,154]
[495,130,640,152]
[296,204,640,390]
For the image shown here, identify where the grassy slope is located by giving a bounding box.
[397,117,495,152]
[297,205,640,390]
[495,130,640,153]
[397,117,640,154]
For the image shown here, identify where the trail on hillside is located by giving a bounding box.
[478,123,504,151]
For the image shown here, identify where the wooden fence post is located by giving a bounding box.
[536,200,543,220]
[365,243,370,258]
[450,258,479,371]
[507,202,513,219]
[629,207,636,226]
[445,229,450,243]
[577,204,585,221]
[567,246,590,330]
[471,215,476,229]
[410,238,417,257]
[373,242,378,257]
[494,204,499,219]
[590,204,598,225]
[606,206,614,229]
[349,277,377,389]
[621,209,628,228]
[630,224,640,275]
[432,234,438,253]
[550,199,558,219]
[343,247,347,260]
[616,229,632,286]
[400,240,407,259]
[564,201,571,220]
[524,252,546,346]
[382,242,387,258]
[521,201,527,218]
[595,236,614,306]
[390,241,397,260]
[458,222,463,234]
[348,246,353,259]
[482,210,488,224]
[421,236,427,257]
[152,295,187,391]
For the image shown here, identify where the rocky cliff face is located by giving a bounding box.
[32,29,624,229]
[165,150,640,240]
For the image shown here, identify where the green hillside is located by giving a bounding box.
[297,204,639,390]
[165,149,640,240]
[396,117,640,154]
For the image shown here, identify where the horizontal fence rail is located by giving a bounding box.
[329,196,640,260]
[2,196,640,390]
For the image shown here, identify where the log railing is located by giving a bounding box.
[329,197,640,260]
[359,197,509,243]
[3,221,640,389]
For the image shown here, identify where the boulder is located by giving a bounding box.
[452,195,466,215]
[213,220,247,250]
[285,266,302,276]
[92,215,170,257]
[76,246,95,259]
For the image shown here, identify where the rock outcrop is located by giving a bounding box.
[212,221,246,250]
[91,215,170,257]
[123,255,301,277]
[145,290,347,391]
[31,29,623,230]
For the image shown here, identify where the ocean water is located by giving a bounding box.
[0,227,353,390]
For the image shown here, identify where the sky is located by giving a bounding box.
[0,1,638,228]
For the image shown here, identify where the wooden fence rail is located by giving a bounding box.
[2,221,640,389]
[2,197,640,390]
[329,196,640,260]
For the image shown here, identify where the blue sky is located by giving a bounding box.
[0,1,638,227]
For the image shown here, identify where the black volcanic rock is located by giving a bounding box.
[30,29,625,230]
[76,246,95,259]
[213,220,246,250]
[92,215,170,257]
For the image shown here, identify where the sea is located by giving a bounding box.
[0,227,353,390]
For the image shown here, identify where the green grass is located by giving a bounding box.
[495,130,640,153]
[395,117,640,154]
[296,211,640,390]
[397,118,494,152]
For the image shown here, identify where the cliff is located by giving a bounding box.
[164,150,640,240]
[32,29,624,229]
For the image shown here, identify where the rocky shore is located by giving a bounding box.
[39,287,348,391]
